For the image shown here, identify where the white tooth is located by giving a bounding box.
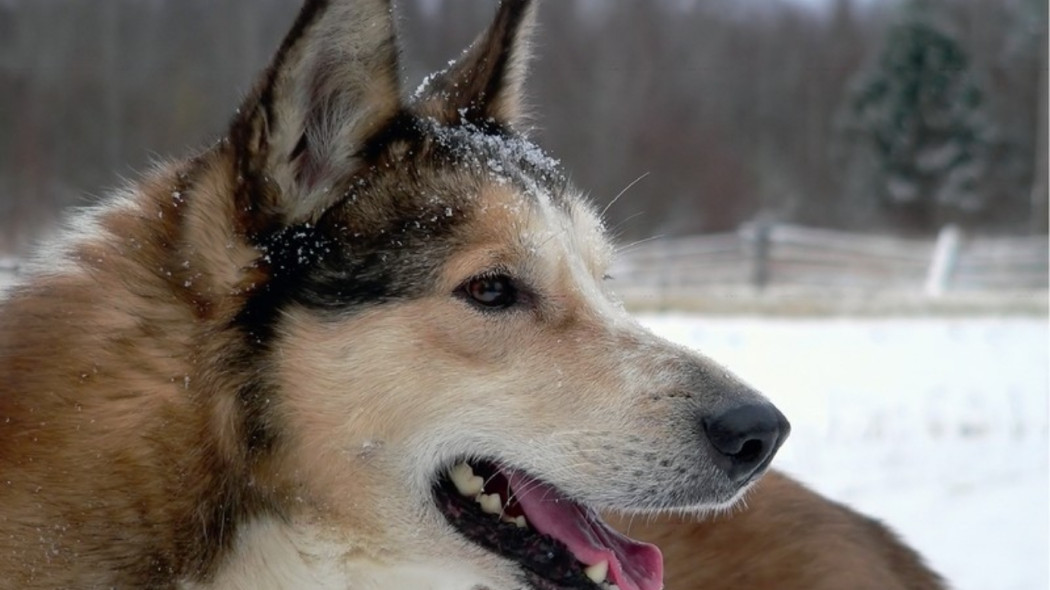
[450,463,485,497]
[477,493,503,515]
[605,585,620,590]
[502,514,528,528]
[584,560,608,584]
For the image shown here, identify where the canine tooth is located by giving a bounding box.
[477,493,503,515]
[584,560,608,583]
[605,585,620,590]
[449,463,484,497]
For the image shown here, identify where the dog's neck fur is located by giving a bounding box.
[184,517,504,590]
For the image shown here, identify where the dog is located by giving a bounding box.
[0,1,788,588]
[0,1,943,589]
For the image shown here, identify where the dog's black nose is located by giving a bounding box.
[702,403,790,483]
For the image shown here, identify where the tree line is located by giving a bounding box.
[0,0,1045,254]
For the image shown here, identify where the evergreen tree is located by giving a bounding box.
[843,1,991,232]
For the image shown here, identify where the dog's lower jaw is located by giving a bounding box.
[182,516,514,590]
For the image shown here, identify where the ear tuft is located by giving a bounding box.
[412,0,537,130]
[230,0,402,230]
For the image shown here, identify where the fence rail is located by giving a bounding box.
[610,224,1049,303]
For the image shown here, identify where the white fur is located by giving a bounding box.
[185,517,511,590]
[24,185,143,278]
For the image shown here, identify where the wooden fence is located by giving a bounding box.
[609,223,1048,303]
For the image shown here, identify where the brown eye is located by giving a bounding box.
[462,275,517,309]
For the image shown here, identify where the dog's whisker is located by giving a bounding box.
[615,233,666,255]
[607,210,647,240]
[600,171,651,221]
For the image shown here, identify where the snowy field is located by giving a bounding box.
[639,314,1048,590]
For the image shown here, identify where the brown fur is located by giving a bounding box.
[607,471,947,589]
[0,155,290,588]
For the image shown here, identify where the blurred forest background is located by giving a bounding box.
[0,0,1046,255]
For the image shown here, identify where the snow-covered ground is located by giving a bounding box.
[639,315,1048,590]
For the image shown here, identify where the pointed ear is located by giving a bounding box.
[230,0,401,229]
[413,0,536,129]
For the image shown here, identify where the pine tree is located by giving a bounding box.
[843,0,991,232]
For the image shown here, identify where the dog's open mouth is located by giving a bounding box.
[433,460,663,590]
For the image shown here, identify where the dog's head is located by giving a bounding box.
[212,1,789,588]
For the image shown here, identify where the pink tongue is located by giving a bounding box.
[507,471,663,590]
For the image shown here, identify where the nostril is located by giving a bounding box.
[703,405,778,455]
[735,438,766,464]
[702,403,788,482]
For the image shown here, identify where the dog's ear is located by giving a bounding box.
[413,0,536,130]
[229,0,401,231]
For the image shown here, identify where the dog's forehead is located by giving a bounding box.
[419,124,612,268]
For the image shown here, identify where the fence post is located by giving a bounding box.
[658,238,670,306]
[749,219,772,290]
[925,224,961,297]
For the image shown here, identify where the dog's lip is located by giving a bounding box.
[505,469,663,590]
[433,459,663,590]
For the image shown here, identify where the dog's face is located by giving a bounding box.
[219,1,788,589]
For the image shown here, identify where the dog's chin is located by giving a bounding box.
[431,459,664,590]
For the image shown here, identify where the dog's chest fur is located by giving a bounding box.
[185,517,501,590]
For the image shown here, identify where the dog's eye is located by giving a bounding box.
[461,275,518,310]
